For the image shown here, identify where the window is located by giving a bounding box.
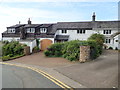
[7,28,15,33]
[116,40,118,42]
[105,39,111,43]
[77,30,85,34]
[27,28,35,33]
[40,28,47,33]
[61,30,67,33]
[103,30,111,34]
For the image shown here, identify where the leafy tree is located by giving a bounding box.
[88,33,105,45]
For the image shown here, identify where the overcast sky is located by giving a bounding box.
[0,0,119,39]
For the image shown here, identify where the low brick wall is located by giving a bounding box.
[79,46,90,63]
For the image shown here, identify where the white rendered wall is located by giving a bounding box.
[93,28,118,37]
[19,39,36,53]
[57,30,94,41]
[2,37,20,42]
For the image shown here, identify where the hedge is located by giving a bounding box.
[44,40,101,61]
[2,41,26,61]
[44,43,64,57]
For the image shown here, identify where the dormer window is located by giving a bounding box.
[27,28,35,33]
[7,28,15,33]
[40,28,47,33]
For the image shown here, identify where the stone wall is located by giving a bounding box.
[24,46,30,55]
[79,46,90,63]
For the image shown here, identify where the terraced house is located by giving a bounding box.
[2,13,120,52]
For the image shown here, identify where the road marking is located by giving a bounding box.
[0,62,74,90]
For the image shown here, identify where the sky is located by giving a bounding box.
[0,0,119,39]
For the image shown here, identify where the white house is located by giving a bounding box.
[2,13,120,51]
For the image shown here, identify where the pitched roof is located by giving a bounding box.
[24,24,42,28]
[7,24,25,28]
[47,24,57,34]
[93,21,119,28]
[57,22,93,29]
[40,24,53,27]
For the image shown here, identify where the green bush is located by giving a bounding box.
[32,46,39,53]
[2,55,10,61]
[44,34,104,61]
[88,33,105,45]
[88,33,104,54]
[2,41,24,57]
[44,50,51,56]
[44,40,102,61]
[62,40,81,61]
[44,43,64,57]
[2,54,24,61]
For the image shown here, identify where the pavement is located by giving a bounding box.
[4,50,118,88]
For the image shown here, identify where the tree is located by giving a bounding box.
[88,33,105,46]
[88,33,105,54]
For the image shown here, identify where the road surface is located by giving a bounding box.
[1,64,60,88]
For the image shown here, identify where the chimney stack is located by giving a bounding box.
[19,21,21,24]
[92,12,96,21]
[28,18,31,24]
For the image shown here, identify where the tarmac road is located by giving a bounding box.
[1,64,60,88]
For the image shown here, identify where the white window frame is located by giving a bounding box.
[77,29,85,34]
[105,38,111,43]
[27,28,35,33]
[40,28,47,33]
[61,30,67,34]
[7,28,15,33]
[103,30,111,34]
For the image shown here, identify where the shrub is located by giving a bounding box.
[88,33,104,54]
[32,46,39,53]
[44,43,64,57]
[2,55,10,61]
[2,41,24,57]
[2,54,24,61]
[44,40,102,61]
[62,40,81,61]
[88,33,105,45]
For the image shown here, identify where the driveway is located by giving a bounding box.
[7,52,76,68]
[6,50,118,88]
[55,50,118,88]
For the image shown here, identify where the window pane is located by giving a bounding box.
[103,30,105,34]
[62,30,63,33]
[109,39,111,43]
[65,30,67,33]
[77,30,79,33]
[109,30,111,34]
[80,30,82,33]
[83,30,85,33]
